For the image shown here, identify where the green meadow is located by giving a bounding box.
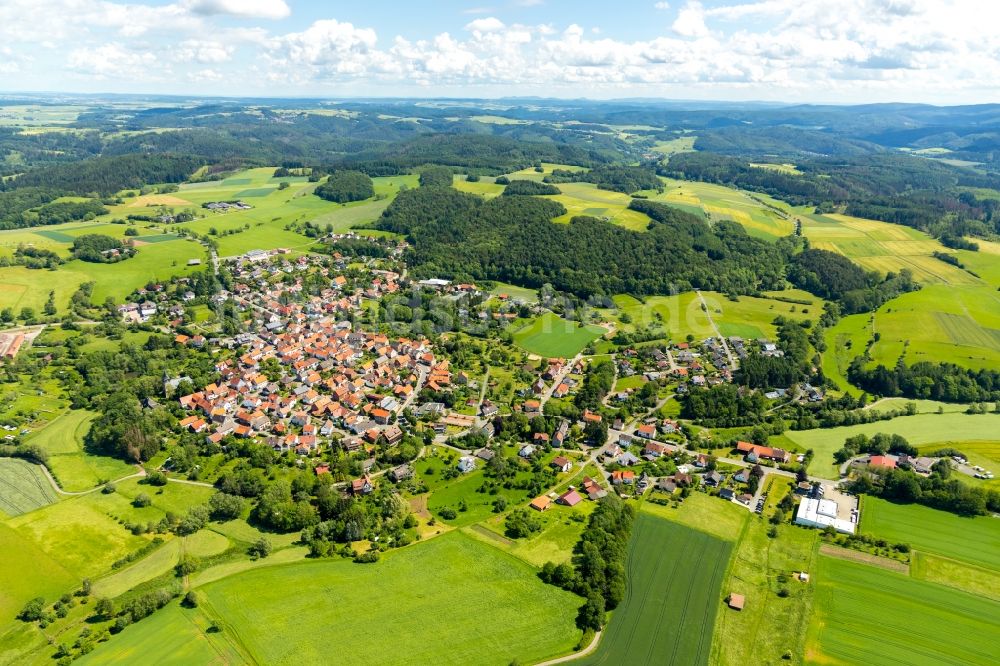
[782,412,1000,479]
[197,531,582,666]
[512,312,607,357]
[610,289,820,342]
[806,555,999,665]
[579,512,731,666]
[652,179,796,240]
[860,496,1000,571]
[78,601,246,666]
[25,410,133,491]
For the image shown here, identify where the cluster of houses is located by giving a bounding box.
[175,316,437,457]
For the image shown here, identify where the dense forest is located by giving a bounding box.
[375,186,787,298]
[314,170,375,203]
[502,180,560,196]
[787,247,920,314]
[847,358,1000,403]
[545,165,663,194]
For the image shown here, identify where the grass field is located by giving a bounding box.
[610,289,820,342]
[651,179,796,240]
[547,182,653,231]
[197,531,581,665]
[911,551,1000,602]
[805,555,1000,665]
[579,512,731,666]
[801,212,980,285]
[25,409,134,491]
[860,496,1000,571]
[512,312,607,357]
[712,517,818,665]
[7,492,157,580]
[92,530,231,599]
[0,458,57,516]
[782,412,1000,479]
[847,285,1000,372]
[0,521,76,628]
[918,440,1000,490]
[641,493,748,542]
[78,601,246,666]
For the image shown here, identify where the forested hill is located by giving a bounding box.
[375,187,787,298]
[1,154,203,196]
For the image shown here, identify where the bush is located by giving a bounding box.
[438,507,457,520]
[354,550,380,564]
[248,537,272,560]
[182,591,199,608]
[145,470,168,486]
[132,493,151,508]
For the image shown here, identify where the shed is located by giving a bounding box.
[727,594,745,611]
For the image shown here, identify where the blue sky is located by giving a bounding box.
[1,1,998,103]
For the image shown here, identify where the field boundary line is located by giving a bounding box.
[818,544,909,573]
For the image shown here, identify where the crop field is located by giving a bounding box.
[652,179,796,240]
[512,312,607,357]
[78,601,246,666]
[198,531,581,666]
[25,409,134,491]
[579,513,731,666]
[783,412,1000,479]
[547,183,653,231]
[805,555,1000,665]
[0,458,57,516]
[911,551,1000,602]
[860,496,1000,571]
[801,212,980,285]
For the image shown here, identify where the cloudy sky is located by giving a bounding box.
[1,0,998,103]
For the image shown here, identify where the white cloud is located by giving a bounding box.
[464,17,505,33]
[0,0,997,102]
[672,1,710,38]
[175,40,234,64]
[182,0,290,20]
[654,2,670,9]
[68,43,158,78]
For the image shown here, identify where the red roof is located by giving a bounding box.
[869,455,897,469]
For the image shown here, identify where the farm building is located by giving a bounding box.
[795,497,856,534]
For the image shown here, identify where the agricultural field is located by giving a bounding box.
[782,412,1000,479]
[805,555,1000,665]
[911,551,1000,602]
[641,492,747,542]
[25,409,134,491]
[512,312,607,357]
[800,212,979,285]
[547,182,653,231]
[650,179,796,240]
[610,289,820,342]
[579,512,731,666]
[711,511,818,665]
[197,531,581,666]
[860,496,1000,571]
[0,458,57,516]
[0,521,77,628]
[650,135,697,158]
[77,601,246,666]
